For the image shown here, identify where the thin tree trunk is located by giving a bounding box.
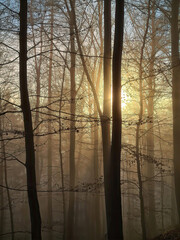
[171,0,180,224]
[146,0,157,236]
[0,99,14,240]
[19,1,42,239]
[157,122,164,230]
[47,3,54,237]
[59,112,66,240]
[0,98,4,237]
[93,113,101,240]
[171,175,177,226]
[34,67,41,186]
[93,5,103,238]
[102,1,112,236]
[3,138,14,240]
[136,124,146,240]
[93,47,102,240]
[59,58,67,240]
[135,2,151,239]
[66,2,76,238]
[0,158,3,237]
[30,0,43,186]
[93,42,103,238]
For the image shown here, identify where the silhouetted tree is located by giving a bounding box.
[19,0,42,239]
[171,0,180,224]
[108,0,124,239]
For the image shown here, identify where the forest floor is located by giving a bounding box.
[153,228,180,240]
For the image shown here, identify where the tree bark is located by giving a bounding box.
[93,6,103,234]
[0,99,14,240]
[66,2,76,239]
[3,138,14,240]
[0,98,4,237]
[30,0,43,186]
[135,2,151,239]
[171,0,180,224]
[47,3,54,237]
[59,59,67,240]
[146,0,157,236]
[19,1,42,239]
[107,0,124,239]
[102,0,112,235]
[157,122,165,230]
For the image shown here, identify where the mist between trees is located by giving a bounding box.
[0,0,180,240]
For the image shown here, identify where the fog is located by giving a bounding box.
[0,0,179,239]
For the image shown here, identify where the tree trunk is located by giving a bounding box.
[136,124,147,240]
[19,1,42,239]
[30,0,43,186]
[59,60,67,240]
[107,1,124,239]
[0,98,4,237]
[93,47,102,239]
[102,0,112,236]
[3,138,14,240]
[0,99,14,240]
[146,0,157,236]
[157,122,165,230]
[135,2,151,239]
[66,2,76,239]
[93,58,102,240]
[47,3,54,237]
[171,0,180,224]
[93,4,103,238]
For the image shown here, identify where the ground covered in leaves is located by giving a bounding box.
[153,229,180,240]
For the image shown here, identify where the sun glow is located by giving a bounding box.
[122,89,128,109]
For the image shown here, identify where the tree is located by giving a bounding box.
[0,94,4,237]
[0,95,14,240]
[47,2,54,236]
[108,0,124,239]
[171,0,180,224]
[29,0,44,186]
[146,0,157,236]
[135,2,151,239]
[102,0,112,235]
[19,0,42,239]
[66,0,76,238]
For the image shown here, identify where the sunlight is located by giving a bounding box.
[122,89,128,109]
